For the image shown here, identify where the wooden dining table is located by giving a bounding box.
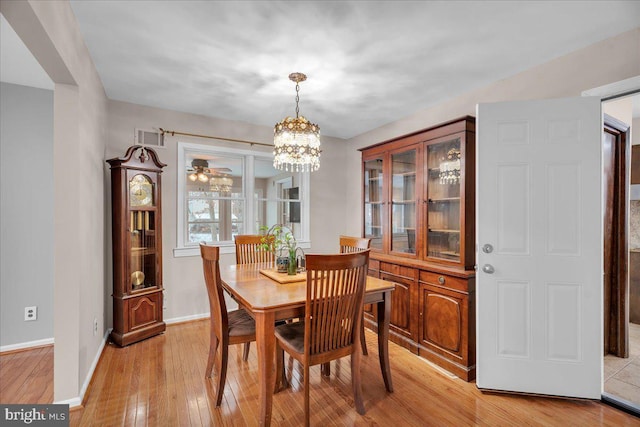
[220,262,396,426]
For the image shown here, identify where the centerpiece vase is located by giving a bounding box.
[287,249,297,275]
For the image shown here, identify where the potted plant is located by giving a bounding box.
[259,224,303,275]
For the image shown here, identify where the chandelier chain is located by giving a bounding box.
[295,82,300,118]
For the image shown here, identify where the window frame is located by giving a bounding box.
[174,141,310,257]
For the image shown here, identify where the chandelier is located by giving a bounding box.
[209,174,233,193]
[439,148,461,184]
[273,72,321,172]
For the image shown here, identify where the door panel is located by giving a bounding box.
[476,97,602,399]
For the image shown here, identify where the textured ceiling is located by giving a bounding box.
[4,2,640,139]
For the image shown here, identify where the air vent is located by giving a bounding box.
[135,128,165,148]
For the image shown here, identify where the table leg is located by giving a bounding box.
[377,291,393,392]
[255,311,275,426]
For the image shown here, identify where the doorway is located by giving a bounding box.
[601,93,640,413]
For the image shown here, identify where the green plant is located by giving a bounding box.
[259,224,300,274]
[259,224,296,256]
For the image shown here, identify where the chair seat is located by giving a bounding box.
[228,309,256,337]
[275,321,305,353]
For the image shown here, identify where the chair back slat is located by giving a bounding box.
[339,235,371,253]
[235,235,274,264]
[200,244,228,340]
[305,251,369,356]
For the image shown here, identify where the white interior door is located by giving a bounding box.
[476,97,602,399]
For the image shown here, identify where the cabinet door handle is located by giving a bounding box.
[438,276,445,284]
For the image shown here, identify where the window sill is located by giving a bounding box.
[173,240,311,258]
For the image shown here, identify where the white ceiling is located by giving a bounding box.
[2,2,640,138]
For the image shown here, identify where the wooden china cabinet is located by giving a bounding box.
[108,145,166,346]
[361,116,476,380]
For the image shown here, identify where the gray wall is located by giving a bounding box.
[0,82,54,346]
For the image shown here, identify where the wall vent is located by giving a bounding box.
[135,128,165,148]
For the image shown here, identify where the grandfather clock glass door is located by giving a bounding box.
[129,173,157,292]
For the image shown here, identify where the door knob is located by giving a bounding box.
[482,244,494,254]
[482,264,495,274]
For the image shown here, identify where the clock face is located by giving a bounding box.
[129,174,153,207]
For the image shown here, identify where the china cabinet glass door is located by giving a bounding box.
[426,137,461,262]
[390,149,417,254]
[364,157,384,250]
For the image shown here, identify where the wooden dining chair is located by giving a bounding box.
[339,235,371,254]
[234,234,275,264]
[275,250,370,425]
[200,243,256,407]
[340,235,372,357]
[233,234,276,358]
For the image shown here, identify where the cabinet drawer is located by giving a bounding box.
[419,270,468,293]
[381,262,416,281]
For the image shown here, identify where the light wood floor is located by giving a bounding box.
[2,320,639,426]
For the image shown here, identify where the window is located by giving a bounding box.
[175,141,310,257]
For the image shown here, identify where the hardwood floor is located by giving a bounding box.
[0,345,53,404]
[2,320,639,426]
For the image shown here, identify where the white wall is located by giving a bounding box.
[343,27,640,236]
[1,0,109,403]
[106,100,348,321]
[0,82,54,347]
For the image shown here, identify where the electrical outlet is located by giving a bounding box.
[24,306,37,321]
[93,318,98,336]
[163,294,167,310]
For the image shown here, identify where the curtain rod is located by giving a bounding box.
[159,128,273,148]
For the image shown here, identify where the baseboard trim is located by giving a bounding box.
[0,337,54,354]
[165,312,209,325]
[54,396,82,408]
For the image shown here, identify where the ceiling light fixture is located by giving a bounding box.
[273,72,321,172]
[188,159,210,182]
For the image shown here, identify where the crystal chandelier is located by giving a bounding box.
[273,72,321,172]
[439,148,461,184]
[209,174,233,193]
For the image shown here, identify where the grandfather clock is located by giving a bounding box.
[108,145,166,346]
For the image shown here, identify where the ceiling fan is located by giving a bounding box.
[187,159,232,182]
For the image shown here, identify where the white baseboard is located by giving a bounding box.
[165,312,209,324]
[54,396,82,408]
[0,337,54,353]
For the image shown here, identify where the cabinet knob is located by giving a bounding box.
[438,276,445,284]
